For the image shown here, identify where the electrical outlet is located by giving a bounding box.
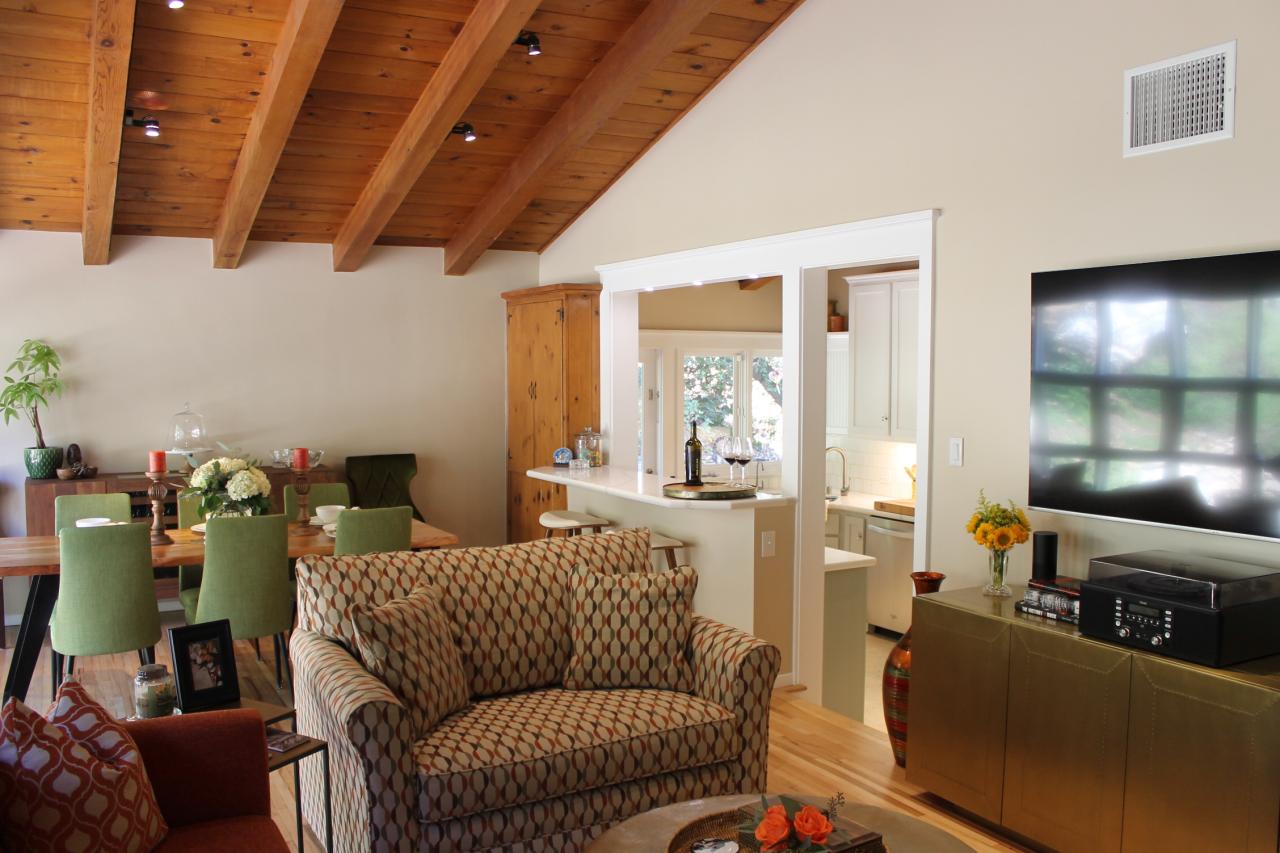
[760,530,776,558]
[949,437,964,467]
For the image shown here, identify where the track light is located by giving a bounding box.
[451,122,477,142]
[124,110,160,138]
[167,0,184,8]
[514,31,541,56]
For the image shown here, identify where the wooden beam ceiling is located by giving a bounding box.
[212,0,345,269]
[330,0,541,272]
[441,0,723,276]
[82,0,137,265]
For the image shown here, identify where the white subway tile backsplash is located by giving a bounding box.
[825,433,917,499]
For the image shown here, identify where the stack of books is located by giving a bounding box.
[1015,576,1081,624]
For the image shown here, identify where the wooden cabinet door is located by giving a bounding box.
[507,473,567,543]
[1122,656,1280,853]
[506,303,540,471]
[849,282,891,436]
[906,597,1011,822]
[25,478,109,536]
[1002,626,1130,853]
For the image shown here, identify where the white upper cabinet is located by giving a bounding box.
[847,273,919,441]
[825,332,849,435]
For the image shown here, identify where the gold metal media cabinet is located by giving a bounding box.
[907,585,1280,853]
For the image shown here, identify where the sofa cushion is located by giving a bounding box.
[351,588,470,739]
[296,528,653,697]
[564,565,698,692]
[151,816,288,853]
[413,687,740,822]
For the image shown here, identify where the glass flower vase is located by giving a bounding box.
[984,548,1012,597]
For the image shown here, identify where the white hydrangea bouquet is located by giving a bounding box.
[180,456,272,518]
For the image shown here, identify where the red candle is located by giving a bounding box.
[148,450,167,473]
[292,447,309,470]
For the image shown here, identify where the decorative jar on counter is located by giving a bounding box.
[574,426,603,467]
[133,664,176,719]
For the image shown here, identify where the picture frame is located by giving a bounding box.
[168,619,240,712]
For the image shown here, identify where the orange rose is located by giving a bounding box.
[755,804,792,851]
[793,805,834,845]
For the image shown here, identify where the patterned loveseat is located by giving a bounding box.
[292,528,781,852]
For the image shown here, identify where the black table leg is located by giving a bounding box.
[293,760,303,851]
[322,746,332,853]
[4,575,59,704]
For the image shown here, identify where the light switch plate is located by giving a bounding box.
[760,530,776,558]
[949,437,964,466]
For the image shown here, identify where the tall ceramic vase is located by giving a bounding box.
[882,570,946,768]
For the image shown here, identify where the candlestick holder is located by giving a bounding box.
[145,471,174,546]
[291,466,311,526]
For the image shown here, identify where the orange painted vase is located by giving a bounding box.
[882,570,946,767]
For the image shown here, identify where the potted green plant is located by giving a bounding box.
[0,339,66,478]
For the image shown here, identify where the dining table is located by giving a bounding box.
[1,519,459,703]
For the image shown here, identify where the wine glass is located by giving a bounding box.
[735,437,755,486]
[715,436,734,484]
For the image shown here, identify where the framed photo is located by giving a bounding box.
[168,619,240,712]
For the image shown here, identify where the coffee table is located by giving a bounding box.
[589,794,975,853]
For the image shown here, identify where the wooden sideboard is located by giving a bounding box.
[502,283,601,543]
[23,467,341,598]
[908,585,1280,853]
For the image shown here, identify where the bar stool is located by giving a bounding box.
[650,532,687,570]
[539,510,612,538]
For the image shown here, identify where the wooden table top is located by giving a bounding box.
[0,520,459,577]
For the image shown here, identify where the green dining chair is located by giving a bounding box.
[184,514,293,688]
[344,454,424,520]
[51,523,161,691]
[334,506,412,556]
[53,493,131,533]
[177,493,205,606]
[283,482,350,524]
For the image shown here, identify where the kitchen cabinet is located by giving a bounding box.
[824,510,866,553]
[825,332,849,435]
[502,283,601,543]
[847,274,918,441]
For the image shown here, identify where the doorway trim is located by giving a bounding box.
[596,209,938,702]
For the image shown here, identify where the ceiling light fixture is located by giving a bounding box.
[514,31,541,56]
[123,110,160,138]
[451,121,477,142]
[167,0,184,8]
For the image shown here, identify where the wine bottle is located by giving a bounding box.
[684,421,703,486]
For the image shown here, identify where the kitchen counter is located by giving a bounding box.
[827,492,914,523]
[824,546,876,572]
[527,466,796,510]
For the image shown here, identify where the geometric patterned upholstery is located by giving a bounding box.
[563,565,698,692]
[293,530,781,853]
[414,687,740,821]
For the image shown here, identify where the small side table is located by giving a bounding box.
[268,729,332,853]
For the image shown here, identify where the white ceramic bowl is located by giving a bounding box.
[315,505,344,524]
[75,517,112,528]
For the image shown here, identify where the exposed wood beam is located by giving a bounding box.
[331,0,540,272]
[81,0,137,265]
[442,0,720,276]
[740,276,781,291]
[212,0,345,269]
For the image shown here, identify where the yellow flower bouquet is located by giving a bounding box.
[965,490,1031,597]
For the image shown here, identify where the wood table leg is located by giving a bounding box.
[0,578,6,649]
[4,575,59,703]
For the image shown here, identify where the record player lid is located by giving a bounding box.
[1088,550,1280,609]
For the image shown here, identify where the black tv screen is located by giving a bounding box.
[1030,250,1280,540]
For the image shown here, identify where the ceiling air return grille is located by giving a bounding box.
[1124,41,1235,157]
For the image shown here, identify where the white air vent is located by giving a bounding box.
[1123,41,1235,157]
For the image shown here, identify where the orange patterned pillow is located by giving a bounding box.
[351,586,471,738]
[0,678,168,853]
[563,565,699,692]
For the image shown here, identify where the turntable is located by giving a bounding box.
[1079,550,1280,666]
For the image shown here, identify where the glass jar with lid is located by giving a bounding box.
[574,426,603,467]
[133,664,176,719]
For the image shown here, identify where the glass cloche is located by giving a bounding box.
[168,402,212,467]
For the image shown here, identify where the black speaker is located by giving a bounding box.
[1032,531,1058,581]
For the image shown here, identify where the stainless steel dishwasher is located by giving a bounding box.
[864,514,915,633]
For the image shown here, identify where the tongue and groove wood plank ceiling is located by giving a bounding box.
[1,0,802,272]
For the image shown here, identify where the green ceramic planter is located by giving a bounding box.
[24,446,64,479]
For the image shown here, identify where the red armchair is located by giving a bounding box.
[124,709,289,853]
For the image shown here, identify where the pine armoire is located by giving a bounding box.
[502,283,601,543]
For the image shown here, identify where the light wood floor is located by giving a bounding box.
[2,617,1028,853]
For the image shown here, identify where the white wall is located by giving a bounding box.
[0,232,537,621]
[541,0,1280,586]
[640,279,782,331]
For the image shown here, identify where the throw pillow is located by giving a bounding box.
[0,678,168,853]
[563,564,698,691]
[351,586,470,738]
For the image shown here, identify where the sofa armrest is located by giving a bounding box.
[292,629,420,853]
[125,709,269,828]
[688,615,782,791]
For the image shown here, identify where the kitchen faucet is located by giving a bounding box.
[825,446,850,496]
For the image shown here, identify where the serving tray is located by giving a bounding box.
[662,481,757,500]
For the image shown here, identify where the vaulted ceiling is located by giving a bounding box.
[1,0,802,273]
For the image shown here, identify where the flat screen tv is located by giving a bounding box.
[1030,250,1280,540]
